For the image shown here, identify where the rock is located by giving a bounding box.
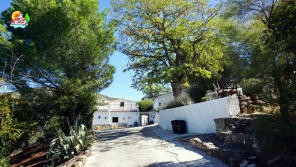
[254,100,264,105]
[248,156,257,160]
[247,105,256,113]
[267,156,281,165]
[247,164,256,167]
[240,159,248,167]
[72,161,83,167]
[241,107,248,113]
[240,102,248,106]
[85,150,91,157]
[251,95,259,100]
[78,155,87,165]
[240,95,246,101]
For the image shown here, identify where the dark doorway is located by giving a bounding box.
[112,117,118,123]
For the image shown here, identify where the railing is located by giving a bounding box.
[97,104,138,111]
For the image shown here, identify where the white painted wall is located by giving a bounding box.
[153,93,174,110]
[93,111,140,126]
[97,98,138,112]
[159,95,240,134]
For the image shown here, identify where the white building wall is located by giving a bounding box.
[151,111,159,124]
[97,98,138,112]
[159,96,240,134]
[93,111,140,126]
[93,111,109,124]
[153,93,174,110]
[153,89,191,110]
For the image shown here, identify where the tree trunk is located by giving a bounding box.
[68,109,77,127]
[273,60,289,118]
[171,82,183,99]
[68,96,77,127]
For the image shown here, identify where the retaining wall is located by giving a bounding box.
[159,96,240,134]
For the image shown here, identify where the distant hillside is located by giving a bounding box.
[97,94,117,101]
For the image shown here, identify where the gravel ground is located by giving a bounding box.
[85,125,228,167]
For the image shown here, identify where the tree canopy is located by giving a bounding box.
[112,0,225,98]
[136,99,153,112]
[225,0,296,117]
[0,0,116,127]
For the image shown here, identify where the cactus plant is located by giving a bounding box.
[47,123,94,166]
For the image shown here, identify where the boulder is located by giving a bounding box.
[241,107,248,113]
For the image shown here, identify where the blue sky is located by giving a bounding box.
[0,0,144,101]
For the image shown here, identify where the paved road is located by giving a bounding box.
[85,125,228,167]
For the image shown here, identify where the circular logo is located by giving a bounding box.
[12,11,21,20]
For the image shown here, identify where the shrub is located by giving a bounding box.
[201,97,207,102]
[162,97,191,109]
[47,123,94,166]
[137,99,153,112]
[0,157,10,167]
[44,116,63,138]
[253,113,296,159]
[240,78,276,104]
[0,94,23,157]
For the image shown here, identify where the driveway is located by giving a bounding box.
[85,125,228,167]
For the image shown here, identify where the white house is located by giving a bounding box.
[93,98,139,127]
[153,88,191,110]
[93,98,158,129]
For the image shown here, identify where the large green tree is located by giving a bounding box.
[112,0,225,98]
[226,0,296,116]
[0,0,115,127]
[136,83,171,100]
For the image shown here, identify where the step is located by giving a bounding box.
[214,117,256,134]
[177,134,257,167]
[219,131,255,149]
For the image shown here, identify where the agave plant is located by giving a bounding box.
[47,123,94,166]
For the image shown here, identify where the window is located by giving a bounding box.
[120,102,124,107]
[98,116,101,119]
[112,117,118,123]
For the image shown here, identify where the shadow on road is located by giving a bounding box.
[97,129,140,142]
[92,125,228,167]
[146,159,219,167]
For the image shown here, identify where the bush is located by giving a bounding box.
[162,97,191,109]
[253,113,296,159]
[47,123,94,166]
[0,157,10,167]
[137,99,153,112]
[240,78,277,104]
[201,97,207,102]
[44,116,64,138]
[0,94,23,157]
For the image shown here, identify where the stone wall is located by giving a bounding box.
[214,117,257,149]
[239,95,265,114]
